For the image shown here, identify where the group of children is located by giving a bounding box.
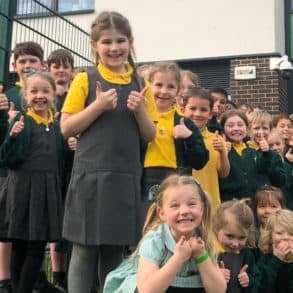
[0,9,291,293]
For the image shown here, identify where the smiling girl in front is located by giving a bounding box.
[0,71,64,293]
[213,199,259,293]
[135,174,226,293]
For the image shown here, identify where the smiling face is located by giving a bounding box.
[223,115,248,143]
[182,96,212,130]
[48,62,73,88]
[216,217,249,253]
[13,54,44,83]
[151,71,179,113]
[157,184,204,241]
[257,196,282,227]
[24,75,55,118]
[276,118,293,142]
[91,29,132,73]
[249,122,271,144]
[267,132,285,156]
[272,224,293,247]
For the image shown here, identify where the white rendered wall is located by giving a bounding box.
[66,0,285,62]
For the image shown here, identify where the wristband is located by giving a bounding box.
[195,251,209,264]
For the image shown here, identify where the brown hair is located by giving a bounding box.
[220,109,249,130]
[90,11,143,88]
[182,87,214,110]
[13,41,44,62]
[22,71,56,111]
[180,70,200,87]
[47,48,74,68]
[149,61,181,91]
[213,199,256,247]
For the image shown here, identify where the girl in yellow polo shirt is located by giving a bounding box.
[60,11,158,292]
[142,62,208,203]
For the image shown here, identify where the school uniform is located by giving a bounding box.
[62,64,158,246]
[257,253,293,293]
[282,160,293,210]
[217,241,259,293]
[0,84,23,240]
[104,223,205,293]
[192,127,226,210]
[219,143,286,201]
[0,110,64,241]
[142,109,209,200]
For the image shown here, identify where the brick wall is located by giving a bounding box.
[230,56,288,114]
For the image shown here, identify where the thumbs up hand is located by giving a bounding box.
[95,81,117,111]
[222,133,232,152]
[0,85,9,111]
[127,86,148,113]
[219,261,231,283]
[284,147,293,163]
[173,117,192,139]
[8,102,19,122]
[10,115,24,137]
[212,130,224,153]
[258,133,269,152]
[238,264,249,287]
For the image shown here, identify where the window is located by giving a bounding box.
[17,0,95,16]
[58,0,95,13]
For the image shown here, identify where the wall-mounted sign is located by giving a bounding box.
[234,66,256,80]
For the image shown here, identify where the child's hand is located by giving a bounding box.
[8,102,19,122]
[219,261,230,283]
[188,236,206,258]
[222,134,232,152]
[10,115,24,137]
[173,117,192,139]
[258,134,269,152]
[0,85,9,111]
[238,264,249,288]
[273,240,292,262]
[67,136,78,151]
[284,147,293,163]
[127,86,147,113]
[95,81,117,111]
[174,236,192,262]
[212,131,224,153]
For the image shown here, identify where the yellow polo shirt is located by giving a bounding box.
[192,128,227,211]
[62,62,158,123]
[144,108,177,168]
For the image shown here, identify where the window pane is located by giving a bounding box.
[58,0,94,12]
[17,0,55,15]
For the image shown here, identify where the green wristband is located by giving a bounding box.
[195,251,209,264]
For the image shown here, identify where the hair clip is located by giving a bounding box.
[148,184,160,202]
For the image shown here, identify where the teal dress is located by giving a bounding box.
[104,223,205,293]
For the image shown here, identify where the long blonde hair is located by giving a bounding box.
[134,174,218,264]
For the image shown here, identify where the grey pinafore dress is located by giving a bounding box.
[62,68,143,246]
[6,120,63,241]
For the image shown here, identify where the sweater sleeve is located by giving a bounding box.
[0,113,30,168]
[257,150,286,187]
[256,253,284,291]
[182,117,209,170]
